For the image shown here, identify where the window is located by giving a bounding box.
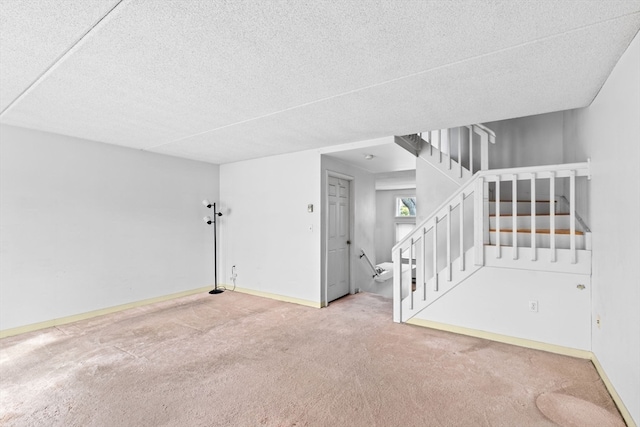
[396,197,416,217]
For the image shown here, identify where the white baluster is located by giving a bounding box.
[474,178,485,266]
[429,131,433,156]
[447,204,452,281]
[570,170,576,264]
[439,130,443,163]
[550,172,556,263]
[393,247,402,322]
[496,175,501,259]
[447,128,452,170]
[457,128,462,178]
[459,193,465,271]
[433,217,439,291]
[531,173,536,261]
[480,127,489,171]
[512,175,518,260]
[469,127,474,174]
[422,227,427,300]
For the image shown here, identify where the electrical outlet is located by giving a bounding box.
[529,300,538,312]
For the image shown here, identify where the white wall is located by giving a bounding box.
[375,188,415,263]
[485,111,565,169]
[415,150,460,224]
[415,267,592,350]
[321,156,377,300]
[0,125,219,331]
[562,33,640,425]
[219,150,321,304]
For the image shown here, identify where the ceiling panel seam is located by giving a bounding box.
[143,10,640,152]
[0,0,126,117]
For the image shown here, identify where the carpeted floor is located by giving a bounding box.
[0,291,625,427]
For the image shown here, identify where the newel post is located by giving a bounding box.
[478,127,491,250]
[474,177,486,266]
[393,247,402,323]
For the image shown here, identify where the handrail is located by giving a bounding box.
[471,123,497,140]
[393,173,477,252]
[416,123,496,183]
[359,249,380,278]
[558,195,591,233]
[480,162,590,179]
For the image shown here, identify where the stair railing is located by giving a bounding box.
[393,176,477,322]
[557,194,592,251]
[393,161,590,323]
[418,123,496,181]
[482,162,591,264]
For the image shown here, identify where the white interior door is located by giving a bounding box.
[327,176,350,302]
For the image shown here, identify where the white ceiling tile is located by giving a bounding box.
[150,12,640,164]
[0,0,119,111]
[1,1,639,163]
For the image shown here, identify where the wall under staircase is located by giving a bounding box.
[393,126,593,351]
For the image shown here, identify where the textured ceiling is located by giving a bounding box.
[1,0,639,165]
[324,137,416,174]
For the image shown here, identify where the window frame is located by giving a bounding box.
[395,196,417,218]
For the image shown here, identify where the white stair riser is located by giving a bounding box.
[489,215,572,230]
[489,201,557,215]
[489,232,586,250]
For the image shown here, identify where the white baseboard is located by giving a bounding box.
[590,355,637,427]
[406,317,592,358]
[0,286,211,339]
[222,284,322,308]
[406,318,636,427]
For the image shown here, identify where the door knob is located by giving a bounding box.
[346,240,351,245]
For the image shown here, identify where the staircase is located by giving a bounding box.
[396,124,496,186]
[392,125,591,323]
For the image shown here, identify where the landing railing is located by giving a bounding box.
[481,162,591,264]
[419,123,497,179]
[393,161,591,323]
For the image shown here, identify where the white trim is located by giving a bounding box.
[224,286,322,309]
[395,195,417,218]
[406,318,636,427]
[591,355,637,427]
[0,286,212,339]
[327,170,355,181]
[324,170,355,305]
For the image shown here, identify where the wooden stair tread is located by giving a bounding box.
[489,213,570,217]
[490,228,584,236]
[489,200,557,203]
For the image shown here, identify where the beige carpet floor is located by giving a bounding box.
[0,291,626,427]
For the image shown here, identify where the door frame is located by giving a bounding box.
[323,170,355,306]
